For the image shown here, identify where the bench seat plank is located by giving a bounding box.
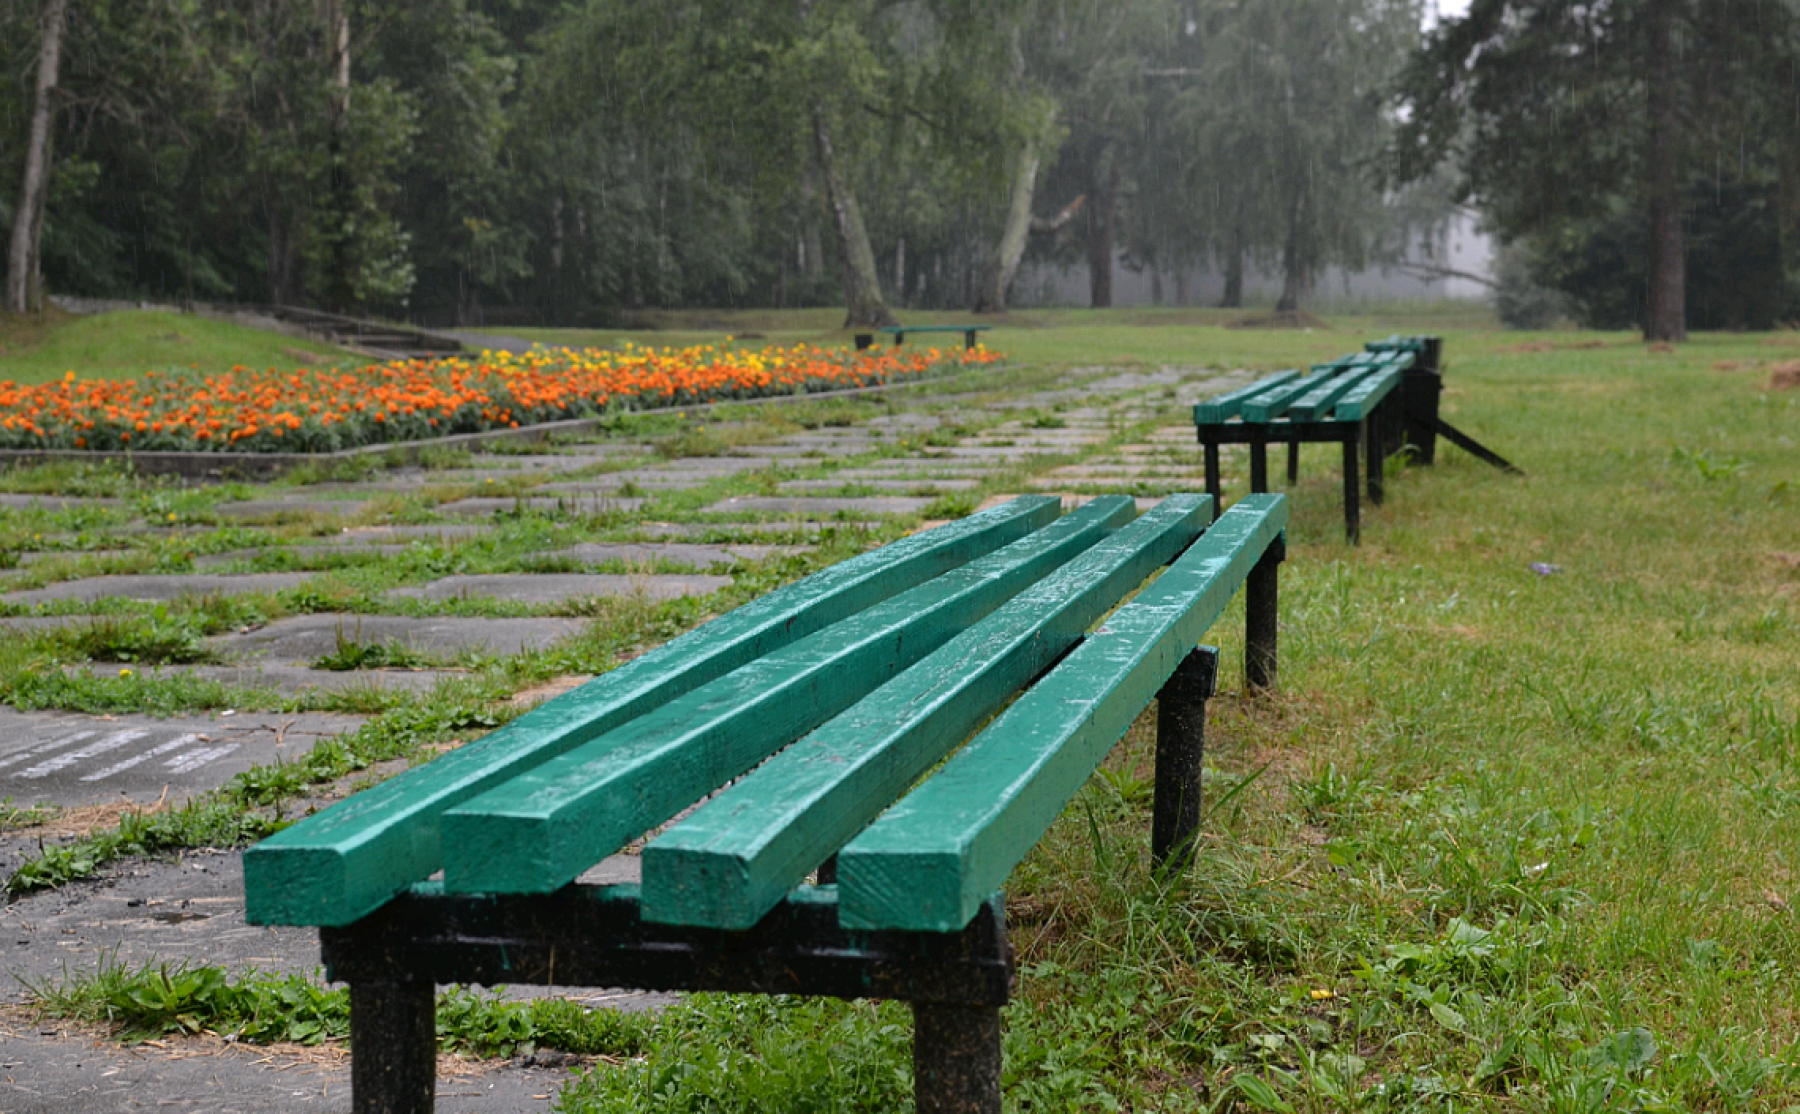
[437,497,1137,896]
[1332,357,1409,421]
[638,494,1213,930]
[1190,370,1301,424]
[836,494,1289,932]
[1286,366,1371,421]
[243,494,1061,927]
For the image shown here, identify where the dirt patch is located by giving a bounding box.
[1715,360,1761,371]
[10,794,171,840]
[1767,552,1800,571]
[1767,361,1800,390]
[1225,309,1330,330]
[1495,342,1555,353]
[1646,341,1676,354]
[507,674,596,710]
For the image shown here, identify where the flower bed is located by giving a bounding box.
[0,341,1002,454]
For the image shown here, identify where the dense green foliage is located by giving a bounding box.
[1393,0,1800,336]
[1,0,1435,325]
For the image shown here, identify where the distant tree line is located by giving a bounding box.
[24,0,1792,338]
[1392,0,1800,340]
[0,0,1464,327]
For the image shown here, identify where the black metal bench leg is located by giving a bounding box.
[1341,432,1361,543]
[914,1002,1002,1114]
[1286,438,1299,486]
[1249,430,1269,493]
[1365,416,1383,508]
[1153,646,1219,872]
[1246,536,1284,691]
[1202,440,1222,521]
[351,978,436,1114]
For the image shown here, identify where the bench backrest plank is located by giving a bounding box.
[636,494,1214,930]
[836,494,1289,932]
[436,497,1137,896]
[1191,370,1301,424]
[243,494,1062,927]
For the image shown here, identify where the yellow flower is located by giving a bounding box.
[119,668,134,678]
[1309,988,1335,1001]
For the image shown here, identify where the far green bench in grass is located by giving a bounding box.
[1194,335,1517,542]
[855,323,991,350]
[243,490,1288,1114]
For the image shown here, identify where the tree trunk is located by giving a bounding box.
[1643,0,1686,342]
[1087,163,1118,309]
[812,108,896,329]
[1275,185,1308,313]
[6,0,71,315]
[318,0,356,312]
[1219,222,1245,308]
[973,140,1040,314]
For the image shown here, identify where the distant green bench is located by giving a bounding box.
[856,324,991,350]
[1194,335,1516,542]
[243,490,1288,1113]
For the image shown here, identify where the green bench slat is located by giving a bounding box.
[1239,371,1346,423]
[1364,335,1427,353]
[836,494,1290,933]
[435,497,1137,897]
[637,494,1214,930]
[1191,370,1302,424]
[242,494,1061,927]
[1286,366,1371,421]
[1331,356,1410,420]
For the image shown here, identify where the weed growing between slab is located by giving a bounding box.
[25,955,648,1058]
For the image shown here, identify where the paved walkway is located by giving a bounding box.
[0,358,1248,1111]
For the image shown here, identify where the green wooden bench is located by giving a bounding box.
[243,490,1288,1113]
[1194,335,1517,542]
[855,323,991,350]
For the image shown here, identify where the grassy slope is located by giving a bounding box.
[0,308,355,384]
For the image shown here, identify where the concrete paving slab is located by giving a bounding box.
[637,520,880,539]
[212,500,369,520]
[703,495,930,517]
[533,473,708,492]
[5,573,317,605]
[434,495,645,518]
[214,615,589,661]
[0,708,366,810]
[0,494,128,512]
[628,456,775,473]
[775,477,978,493]
[315,524,489,544]
[549,542,798,567]
[390,573,729,605]
[175,663,467,697]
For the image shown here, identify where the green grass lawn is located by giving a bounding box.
[7,303,1800,1109]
